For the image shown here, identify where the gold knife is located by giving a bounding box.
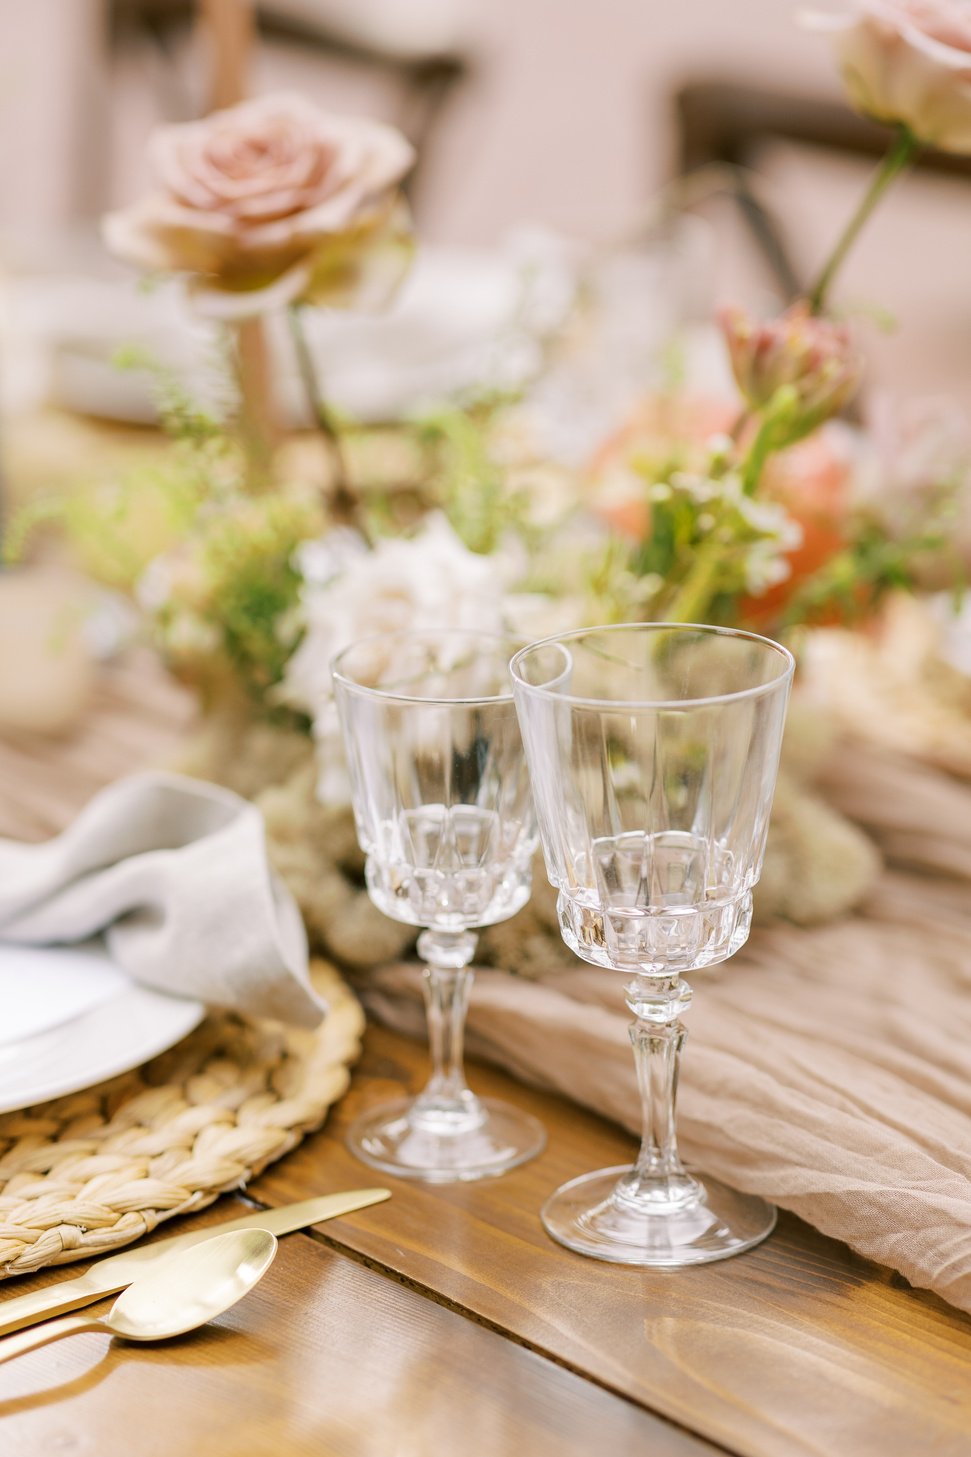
[0,1189,390,1337]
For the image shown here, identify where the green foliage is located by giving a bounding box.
[606,410,966,638]
[413,398,539,554]
[147,488,321,705]
[112,347,227,446]
[779,497,960,630]
[622,452,801,625]
[9,350,325,711]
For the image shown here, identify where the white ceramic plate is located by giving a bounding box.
[0,941,205,1114]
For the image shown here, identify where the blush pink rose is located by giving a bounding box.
[802,1,971,153]
[103,93,415,318]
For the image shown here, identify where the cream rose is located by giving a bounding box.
[803,1,971,153]
[104,93,415,318]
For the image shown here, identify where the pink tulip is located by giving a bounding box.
[802,1,971,153]
[718,303,863,437]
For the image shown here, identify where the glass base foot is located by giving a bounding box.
[541,1165,776,1266]
[347,1096,546,1183]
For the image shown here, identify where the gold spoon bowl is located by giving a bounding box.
[0,1227,278,1363]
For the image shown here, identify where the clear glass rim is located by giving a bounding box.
[330,628,524,707]
[509,621,795,711]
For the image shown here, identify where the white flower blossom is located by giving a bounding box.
[136,548,208,614]
[292,528,369,588]
[162,611,221,658]
[277,513,512,802]
[136,558,176,613]
[736,494,804,551]
[670,470,720,503]
[734,494,804,596]
[743,541,796,595]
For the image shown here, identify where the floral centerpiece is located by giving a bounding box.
[14,5,971,971]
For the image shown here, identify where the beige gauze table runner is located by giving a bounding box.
[362,741,971,1317]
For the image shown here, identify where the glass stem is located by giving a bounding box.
[414,929,480,1125]
[621,974,698,1209]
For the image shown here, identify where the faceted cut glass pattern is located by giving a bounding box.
[332,630,545,1183]
[558,829,753,972]
[511,624,793,1266]
[366,804,534,928]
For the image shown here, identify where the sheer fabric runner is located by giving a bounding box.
[363,743,971,1316]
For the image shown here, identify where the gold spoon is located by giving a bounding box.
[0,1228,278,1365]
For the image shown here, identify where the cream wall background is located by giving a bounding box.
[1,1,968,399]
[0,0,837,239]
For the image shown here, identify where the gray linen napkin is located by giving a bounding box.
[0,771,325,1028]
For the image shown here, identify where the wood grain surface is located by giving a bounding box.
[253,1027,971,1457]
[0,650,193,843]
[0,1195,716,1457]
[4,654,971,1456]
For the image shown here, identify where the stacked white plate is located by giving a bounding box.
[0,942,203,1113]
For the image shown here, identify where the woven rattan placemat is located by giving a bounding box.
[0,960,362,1278]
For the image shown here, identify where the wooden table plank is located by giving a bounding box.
[0,650,194,842]
[5,655,971,1455]
[251,1026,971,1457]
[0,1198,716,1457]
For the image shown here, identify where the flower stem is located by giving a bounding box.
[664,537,725,623]
[286,304,366,536]
[740,416,777,496]
[809,126,919,315]
[234,318,277,485]
[729,407,751,444]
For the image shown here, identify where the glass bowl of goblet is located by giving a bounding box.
[511,622,793,1265]
[331,628,546,1182]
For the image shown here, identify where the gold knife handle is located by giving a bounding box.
[0,1189,391,1336]
[0,1279,123,1337]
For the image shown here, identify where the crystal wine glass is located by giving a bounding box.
[331,629,546,1181]
[510,623,793,1264]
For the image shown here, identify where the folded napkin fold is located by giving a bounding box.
[361,744,971,1317]
[0,771,324,1028]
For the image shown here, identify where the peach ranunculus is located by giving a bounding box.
[103,93,416,319]
[590,395,738,538]
[738,429,853,625]
[802,1,971,153]
[590,392,852,615]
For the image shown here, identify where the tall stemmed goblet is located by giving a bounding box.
[511,623,793,1265]
[331,629,546,1182]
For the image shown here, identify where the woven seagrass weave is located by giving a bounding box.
[0,960,362,1278]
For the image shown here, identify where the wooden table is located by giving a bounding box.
[2,657,971,1456]
[3,1024,971,1457]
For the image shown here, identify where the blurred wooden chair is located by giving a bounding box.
[673,79,971,299]
[107,0,474,208]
